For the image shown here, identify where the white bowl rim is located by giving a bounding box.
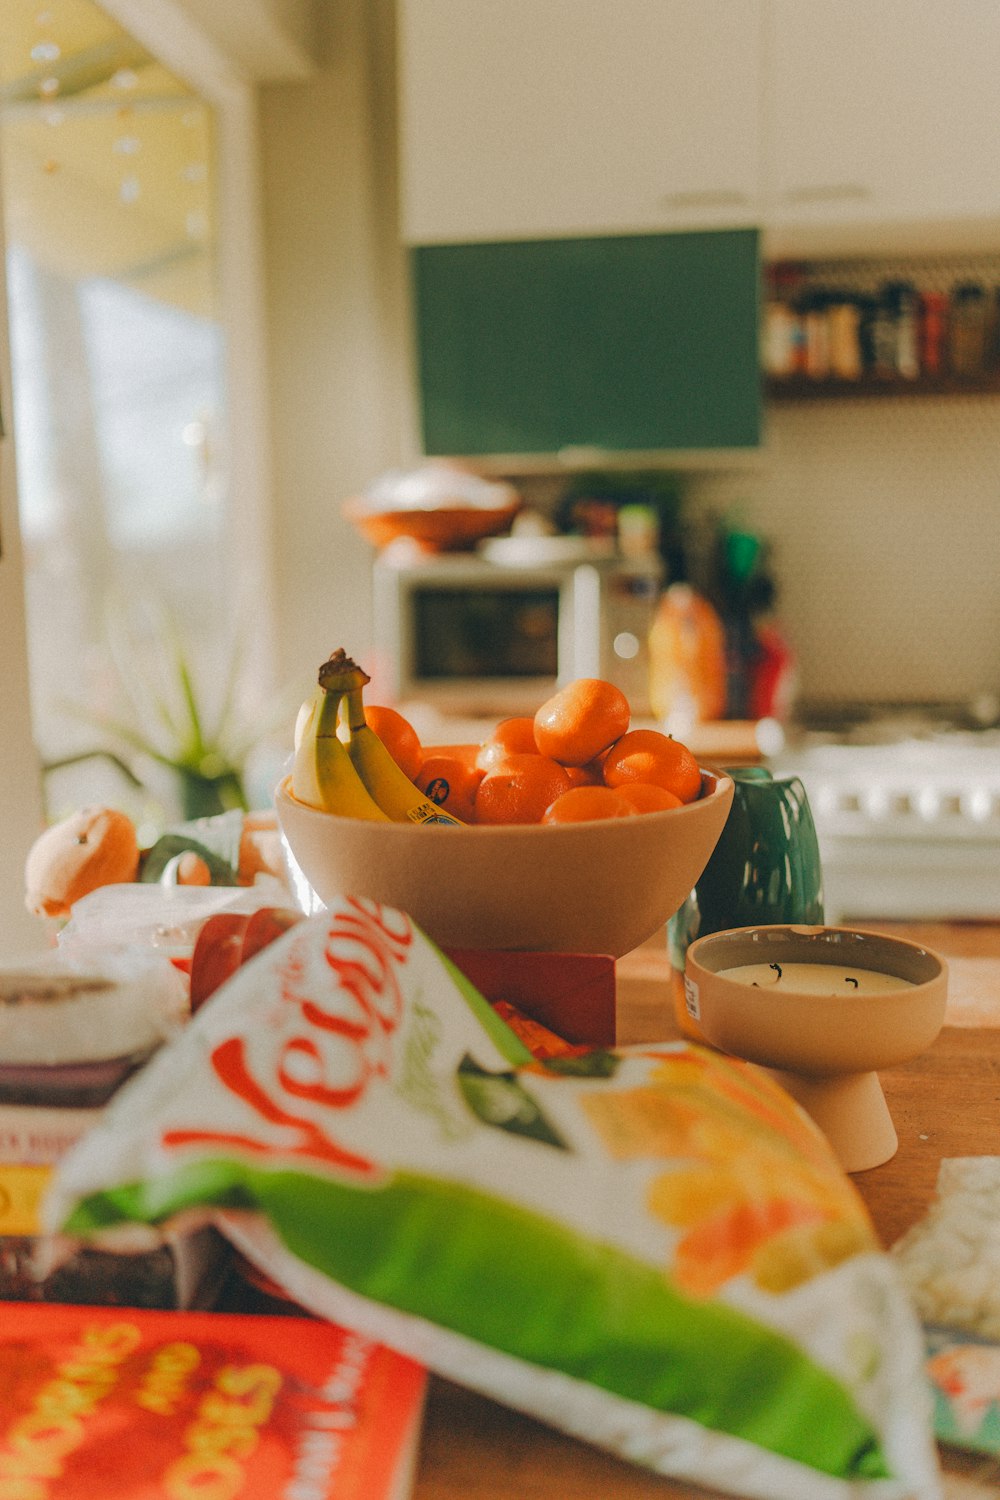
[687,922,947,988]
[274,768,734,835]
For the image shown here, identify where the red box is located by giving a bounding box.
[444,949,617,1047]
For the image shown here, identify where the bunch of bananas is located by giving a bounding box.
[291,650,462,825]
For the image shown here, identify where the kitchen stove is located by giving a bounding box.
[770,706,1000,923]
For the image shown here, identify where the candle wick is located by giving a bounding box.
[769,963,783,980]
[845,976,859,988]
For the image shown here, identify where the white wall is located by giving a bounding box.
[688,396,1000,711]
[257,0,418,699]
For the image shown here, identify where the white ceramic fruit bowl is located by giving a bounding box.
[274,769,734,958]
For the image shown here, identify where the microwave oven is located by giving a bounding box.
[372,547,663,719]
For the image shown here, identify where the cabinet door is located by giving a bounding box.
[765,0,1000,244]
[398,0,762,244]
[411,230,762,456]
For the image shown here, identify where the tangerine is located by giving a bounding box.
[616,782,684,813]
[416,753,484,822]
[474,753,573,825]
[475,716,539,772]
[364,705,423,781]
[563,762,605,788]
[602,729,702,804]
[541,785,637,824]
[533,678,631,767]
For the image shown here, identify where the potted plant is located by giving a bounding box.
[56,591,282,822]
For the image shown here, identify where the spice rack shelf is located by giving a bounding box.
[766,372,1000,402]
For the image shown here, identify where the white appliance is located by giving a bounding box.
[772,718,1000,922]
[372,541,662,719]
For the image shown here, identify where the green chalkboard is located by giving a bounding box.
[411,228,762,456]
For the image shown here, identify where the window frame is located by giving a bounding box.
[95,0,279,689]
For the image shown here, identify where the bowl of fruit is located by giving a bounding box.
[275,651,735,957]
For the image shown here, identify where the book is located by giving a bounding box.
[0,1105,229,1310]
[925,1325,1000,1456]
[0,1301,427,1500]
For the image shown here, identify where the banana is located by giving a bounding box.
[320,649,464,825]
[291,683,391,820]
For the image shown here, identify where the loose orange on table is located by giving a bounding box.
[363,704,423,781]
[602,728,703,804]
[533,678,631,767]
[475,753,573,825]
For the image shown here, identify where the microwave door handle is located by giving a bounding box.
[564,564,603,681]
[373,562,407,700]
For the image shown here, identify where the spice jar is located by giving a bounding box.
[762,262,805,378]
[949,282,988,377]
[879,282,920,379]
[919,291,948,377]
[870,289,900,377]
[800,289,831,379]
[827,293,863,379]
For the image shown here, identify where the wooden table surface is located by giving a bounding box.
[413,920,1000,1500]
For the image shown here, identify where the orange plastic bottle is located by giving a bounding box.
[647,583,727,729]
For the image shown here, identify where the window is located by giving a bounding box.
[0,0,274,825]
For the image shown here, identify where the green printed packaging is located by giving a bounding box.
[44,900,942,1500]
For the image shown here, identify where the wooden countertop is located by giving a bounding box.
[413,920,1000,1500]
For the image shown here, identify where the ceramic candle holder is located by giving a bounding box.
[684,924,948,1173]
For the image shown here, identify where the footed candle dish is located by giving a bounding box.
[684,924,948,1173]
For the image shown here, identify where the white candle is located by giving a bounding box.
[717,962,913,996]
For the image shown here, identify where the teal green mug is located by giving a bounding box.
[668,766,825,1041]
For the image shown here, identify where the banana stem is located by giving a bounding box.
[314,684,346,740]
[318,650,370,734]
[342,687,367,734]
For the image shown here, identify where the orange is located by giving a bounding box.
[541,785,637,824]
[563,762,605,788]
[533,678,631,767]
[416,753,484,822]
[475,716,539,773]
[474,753,573,825]
[617,782,684,814]
[602,729,702,804]
[364,705,423,781]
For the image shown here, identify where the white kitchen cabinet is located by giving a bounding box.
[397,0,762,244]
[763,0,1000,256]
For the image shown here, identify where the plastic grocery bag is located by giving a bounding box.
[43,900,941,1500]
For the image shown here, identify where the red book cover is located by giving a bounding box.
[0,1302,426,1500]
